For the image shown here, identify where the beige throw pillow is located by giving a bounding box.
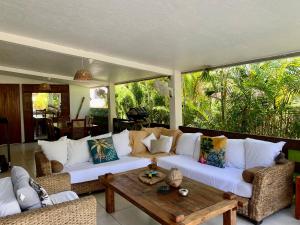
[150,135,173,154]
[160,128,183,152]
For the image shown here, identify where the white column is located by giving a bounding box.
[169,70,183,129]
[108,83,116,132]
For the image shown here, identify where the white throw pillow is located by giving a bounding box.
[91,132,112,140]
[65,136,91,166]
[193,134,203,160]
[38,139,68,165]
[244,138,285,169]
[225,139,246,169]
[142,133,157,150]
[150,135,173,154]
[112,129,132,156]
[0,177,21,217]
[176,133,202,158]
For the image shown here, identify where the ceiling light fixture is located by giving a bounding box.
[74,57,93,81]
[39,83,51,91]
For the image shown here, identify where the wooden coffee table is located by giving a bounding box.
[100,167,238,225]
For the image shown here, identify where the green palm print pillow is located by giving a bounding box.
[87,137,119,164]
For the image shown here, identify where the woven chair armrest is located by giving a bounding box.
[250,161,295,221]
[35,151,52,177]
[0,196,97,225]
[35,173,71,195]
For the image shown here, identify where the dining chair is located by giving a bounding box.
[71,119,87,139]
[46,118,60,141]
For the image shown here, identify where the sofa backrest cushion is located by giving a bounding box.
[225,139,246,169]
[38,139,68,165]
[112,129,132,156]
[130,130,149,155]
[142,127,162,139]
[244,138,286,169]
[176,133,202,157]
[11,166,42,210]
[65,136,91,166]
[0,177,21,217]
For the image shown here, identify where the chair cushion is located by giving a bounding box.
[11,166,42,210]
[87,136,119,164]
[0,177,21,217]
[49,191,79,205]
[157,155,252,198]
[63,156,151,184]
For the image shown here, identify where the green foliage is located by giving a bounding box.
[114,57,300,139]
[115,78,170,124]
[183,57,300,138]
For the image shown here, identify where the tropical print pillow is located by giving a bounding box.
[199,136,227,168]
[87,137,119,164]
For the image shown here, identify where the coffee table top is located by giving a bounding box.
[101,167,237,225]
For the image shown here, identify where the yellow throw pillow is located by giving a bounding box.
[199,136,227,168]
[141,127,162,139]
[129,130,149,155]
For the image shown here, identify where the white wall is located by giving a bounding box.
[69,85,91,119]
[0,73,91,142]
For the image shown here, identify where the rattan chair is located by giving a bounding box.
[0,173,97,225]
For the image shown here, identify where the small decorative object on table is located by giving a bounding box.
[138,166,166,185]
[148,158,158,170]
[165,168,183,188]
[178,188,189,196]
[157,185,170,194]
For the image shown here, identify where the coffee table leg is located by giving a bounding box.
[105,185,115,213]
[223,208,237,225]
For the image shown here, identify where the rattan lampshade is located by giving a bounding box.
[39,83,51,91]
[74,69,93,81]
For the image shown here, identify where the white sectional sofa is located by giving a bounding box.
[157,154,252,198]
[35,128,294,224]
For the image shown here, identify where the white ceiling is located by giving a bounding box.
[0,0,299,85]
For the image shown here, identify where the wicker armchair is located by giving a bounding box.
[238,161,295,224]
[0,173,97,225]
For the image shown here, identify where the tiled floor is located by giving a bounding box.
[1,143,299,225]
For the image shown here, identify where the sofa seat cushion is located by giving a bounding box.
[63,156,152,184]
[0,177,21,217]
[49,191,79,205]
[157,155,252,198]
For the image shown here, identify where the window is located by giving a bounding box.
[182,57,300,139]
[90,87,108,108]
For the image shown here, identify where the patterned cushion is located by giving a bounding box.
[87,137,119,164]
[29,178,53,207]
[199,136,227,168]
